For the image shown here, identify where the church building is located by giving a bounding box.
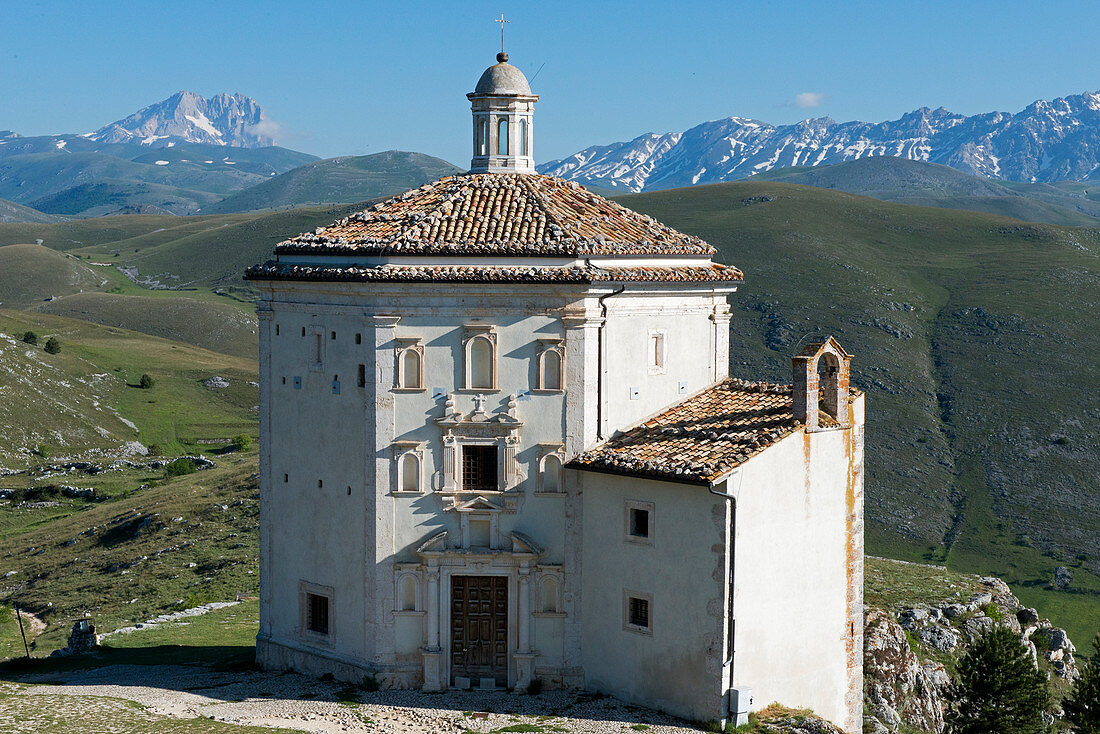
[246,51,864,733]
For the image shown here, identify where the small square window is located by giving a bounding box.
[330,331,336,340]
[306,592,329,635]
[355,333,362,345]
[317,479,323,488]
[624,500,654,544]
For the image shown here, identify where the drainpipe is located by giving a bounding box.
[709,477,738,721]
[589,260,624,442]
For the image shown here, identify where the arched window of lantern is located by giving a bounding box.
[540,575,559,613]
[519,118,528,156]
[497,118,509,155]
[792,337,852,431]
[394,339,424,391]
[479,119,488,156]
[536,340,564,392]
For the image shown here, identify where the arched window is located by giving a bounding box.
[479,119,488,156]
[519,119,528,156]
[540,576,558,613]
[401,348,422,389]
[497,118,509,155]
[469,336,494,389]
[541,453,562,493]
[400,453,420,492]
[539,349,562,391]
[817,352,841,420]
[398,576,416,612]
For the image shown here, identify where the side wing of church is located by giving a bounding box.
[246,52,864,733]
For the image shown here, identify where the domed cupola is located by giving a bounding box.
[468,52,538,174]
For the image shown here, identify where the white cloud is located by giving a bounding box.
[795,92,826,109]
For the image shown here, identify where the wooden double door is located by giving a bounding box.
[450,575,508,686]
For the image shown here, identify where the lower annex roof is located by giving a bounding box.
[568,378,847,485]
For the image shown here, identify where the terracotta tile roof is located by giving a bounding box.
[245,261,743,284]
[273,173,716,257]
[568,378,842,485]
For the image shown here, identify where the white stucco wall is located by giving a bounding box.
[579,474,728,722]
[254,278,733,688]
[729,396,864,734]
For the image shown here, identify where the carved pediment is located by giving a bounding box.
[510,531,544,556]
[454,496,504,513]
[416,530,447,554]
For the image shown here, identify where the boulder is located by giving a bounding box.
[918,624,958,652]
[942,603,967,619]
[1054,566,1073,590]
[1017,607,1040,626]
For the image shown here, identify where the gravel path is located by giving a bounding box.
[13,665,703,734]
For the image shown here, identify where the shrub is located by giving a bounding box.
[1065,633,1100,734]
[146,444,161,456]
[138,374,155,389]
[43,337,61,354]
[945,625,1049,734]
[526,677,543,695]
[359,674,380,692]
[230,434,253,452]
[21,331,37,345]
[164,457,198,477]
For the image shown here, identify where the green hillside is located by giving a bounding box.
[754,157,1100,226]
[0,244,105,308]
[202,150,462,214]
[0,198,63,224]
[38,292,258,359]
[618,182,1100,597]
[29,179,222,217]
[0,310,257,469]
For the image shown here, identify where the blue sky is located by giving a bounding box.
[2,0,1098,165]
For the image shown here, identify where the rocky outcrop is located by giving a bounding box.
[864,608,948,733]
[864,575,1080,733]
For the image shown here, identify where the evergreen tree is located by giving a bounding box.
[946,624,1049,734]
[21,331,37,345]
[1065,634,1100,734]
[139,373,155,389]
[43,337,61,354]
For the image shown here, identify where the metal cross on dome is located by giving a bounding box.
[494,13,509,53]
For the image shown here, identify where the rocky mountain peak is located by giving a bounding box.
[90,90,275,148]
[540,90,1100,190]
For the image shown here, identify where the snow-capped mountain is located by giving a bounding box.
[539,91,1100,191]
[90,91,275,148]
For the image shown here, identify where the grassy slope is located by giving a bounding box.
[38,292,257,360]
[0,244,105,308]
[0,310,257,468]
[618,182,1100,628]
[754,157,1100,226]
[30,179,223,217]
[0,198,64,224]
[201,150,462,214]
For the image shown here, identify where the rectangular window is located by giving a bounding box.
[625,500,654,544]
[275,324,280,336]
[313,334,322,364]
[358,364,366,388]
[306,592,330,635]
[462,445,498,492]
[355,333,362,345]
[330,331,336,340]
[648,331,666,372]
[629,597,649,628]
